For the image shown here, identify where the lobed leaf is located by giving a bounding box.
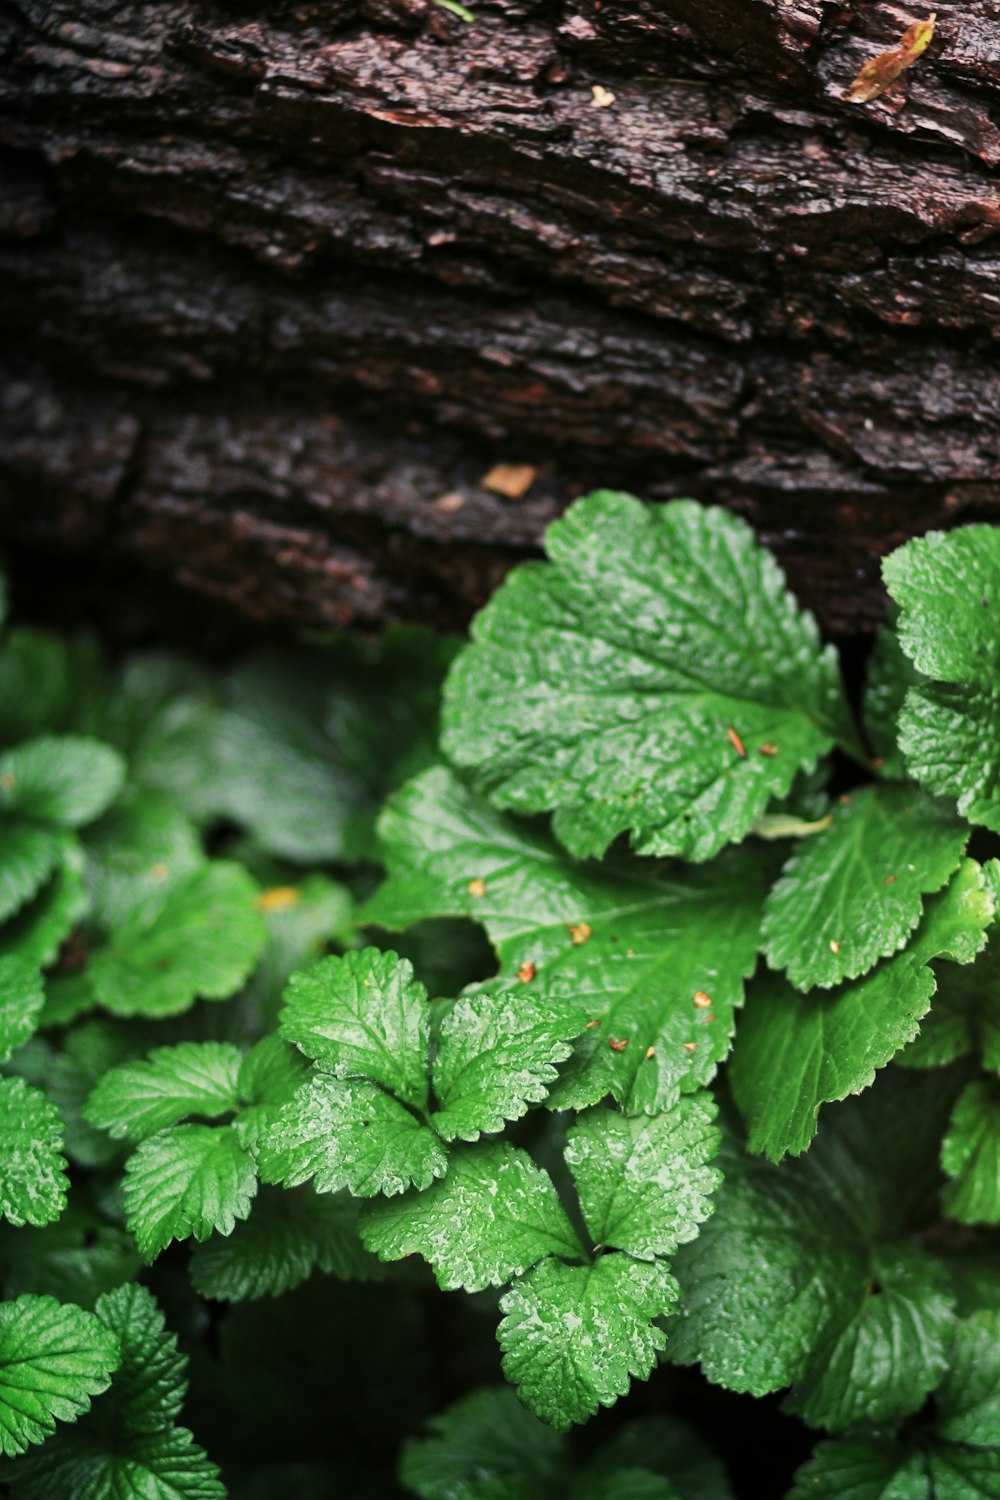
[86,1041,244,1144]
[0,1294,119,1458]
[122,1123,258,1262]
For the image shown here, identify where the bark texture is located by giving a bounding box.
[1,0,999,634]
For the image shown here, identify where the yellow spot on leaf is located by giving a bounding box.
[693,991,712,1008]
[845,14,935,104]
[568,921,592,945]
[256,886,301,913]
[830,938,841,954]
[467,877,487,898]
[150,862,169,882]
[645,1045,656,1060]
[682,1041,698,1053]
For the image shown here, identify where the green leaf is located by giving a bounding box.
[88,861,266,1018]
[732,859,994,1160]
[122,1123,257,1261]
[761,785,967,989]
[0,1295,119,1457]
[941,1078,1000,1224]
[789,1311,1000,1499]
[862,624,918,780]
[431,988,588,1142]
[884,525,1000,831]
[0,1207,141,1309]
[564,1097,720,1260]
[360,1143,583,1291]
[442,494,854,863]
[0,840,87,968]
[498,1252,678,1430]
[0,629,73,746]
[0,957,44,1063]
[0,823,61,926]
[670,1072,959,1432]
[189,1185,382,1301]
[279,948,431,1111]
[898,926,1000,1073]
[85,1041,244,1144]
[83,787,204,931]
[0,737,125,829]
[256,1074,447,1199]
[400,1386,566,1500]
[7,1283,226,1498]
[243,873,354,1030]
[363,768,766,1111]
[0,1076,68,1227]
[590,1416,736,1500]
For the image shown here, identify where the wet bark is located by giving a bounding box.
[1,0,999,635]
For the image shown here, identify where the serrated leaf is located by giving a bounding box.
[7,1283,226,1498]
[0,956,44,1064]
[0,736,125,829]
[0,1295,119,1457]
[762,785,967,989]
[122,1123,257,1262]
[363,768,766,1111]
[400,1386,566,1500]
[498,1252,678,1430]
[279,948,431,1111]
[189,1184,382,1301]
[941,1079,1000,1224]
[564,1097,720,1260]
[83,787,204,931]
[86,1041,244,1144]
[233,1033,312,1149]
[884,526,1000,832]
[0,1076,68,1228]
[431,989,588,1142]
[442,493,854,863]
[360,1143,582,1291]
[0,840,87,968]
[256,1074,446,1199]
[862,624,919,780]
[670,1073,959,1432]
[898,926,1000,1073]
[732,860,994,1160]
[243,873,354,1030]
[0,822,61,925]
[88,861,266,1018]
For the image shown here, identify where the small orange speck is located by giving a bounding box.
[150,862,169,882]
[585,1019,601,1030]
[645,1045,655,1060]
[693,991,712,1008]
[726,725,747,758]
[568,921,592,945]
[839,794,851,807]
[609,1036,629,1051]
[517,961,536,982]
[256,886,301,912]
[682,1041,698,1053]
[626,947,635,956]
[706,1012,715,1021]
[884,874,896,885]
[467,878,487,898]
[830,939,840,954]
[759,742,778,756]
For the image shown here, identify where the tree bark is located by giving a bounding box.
[1,0,998,635]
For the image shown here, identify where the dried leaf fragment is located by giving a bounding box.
[608,1036,629,1051]
[591,84,616,108]
[845,14,935,104]
[257,886,300,912]
[568,921,592,946]
[517,961,536,982]
[481,463,537,500]
[467,878,487,898]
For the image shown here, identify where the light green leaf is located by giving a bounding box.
[941,1079,1000,1224]
[0,737,125,829]
[564,1098,720,1260]
[432,988,588,1142]
[7,1283,226,1498]
[0,956,44,1064]
[360,1143,583,1291]
[363,768,766,1112]
[0,823,61,926]
[0,1295,119,1457]
[670,1072,959,1432]
[279,948,431,1111]
[85,1041,244,1144]
[498,1252,678,1430]
[189,1185,382,1301]
[442,494,854,863]
[884,525,1000,831]
[0,1076,68,1228]
[862,624,919,780]
[0,840,87,968]
[732,860,994,1160]
[88,861,266,1018]
[761,785,967,989]
[233,1033,311,1150]
[122,1123,257,1262]
[400,1386,566,1500]
[83,787,204,931]
[255,1074,446,1199]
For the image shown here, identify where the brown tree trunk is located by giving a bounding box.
[1,0,998,636]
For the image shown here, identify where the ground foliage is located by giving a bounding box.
[0,497,997,1497]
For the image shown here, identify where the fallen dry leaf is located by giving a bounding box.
[481,462,538,500]
[845,13,936,104]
